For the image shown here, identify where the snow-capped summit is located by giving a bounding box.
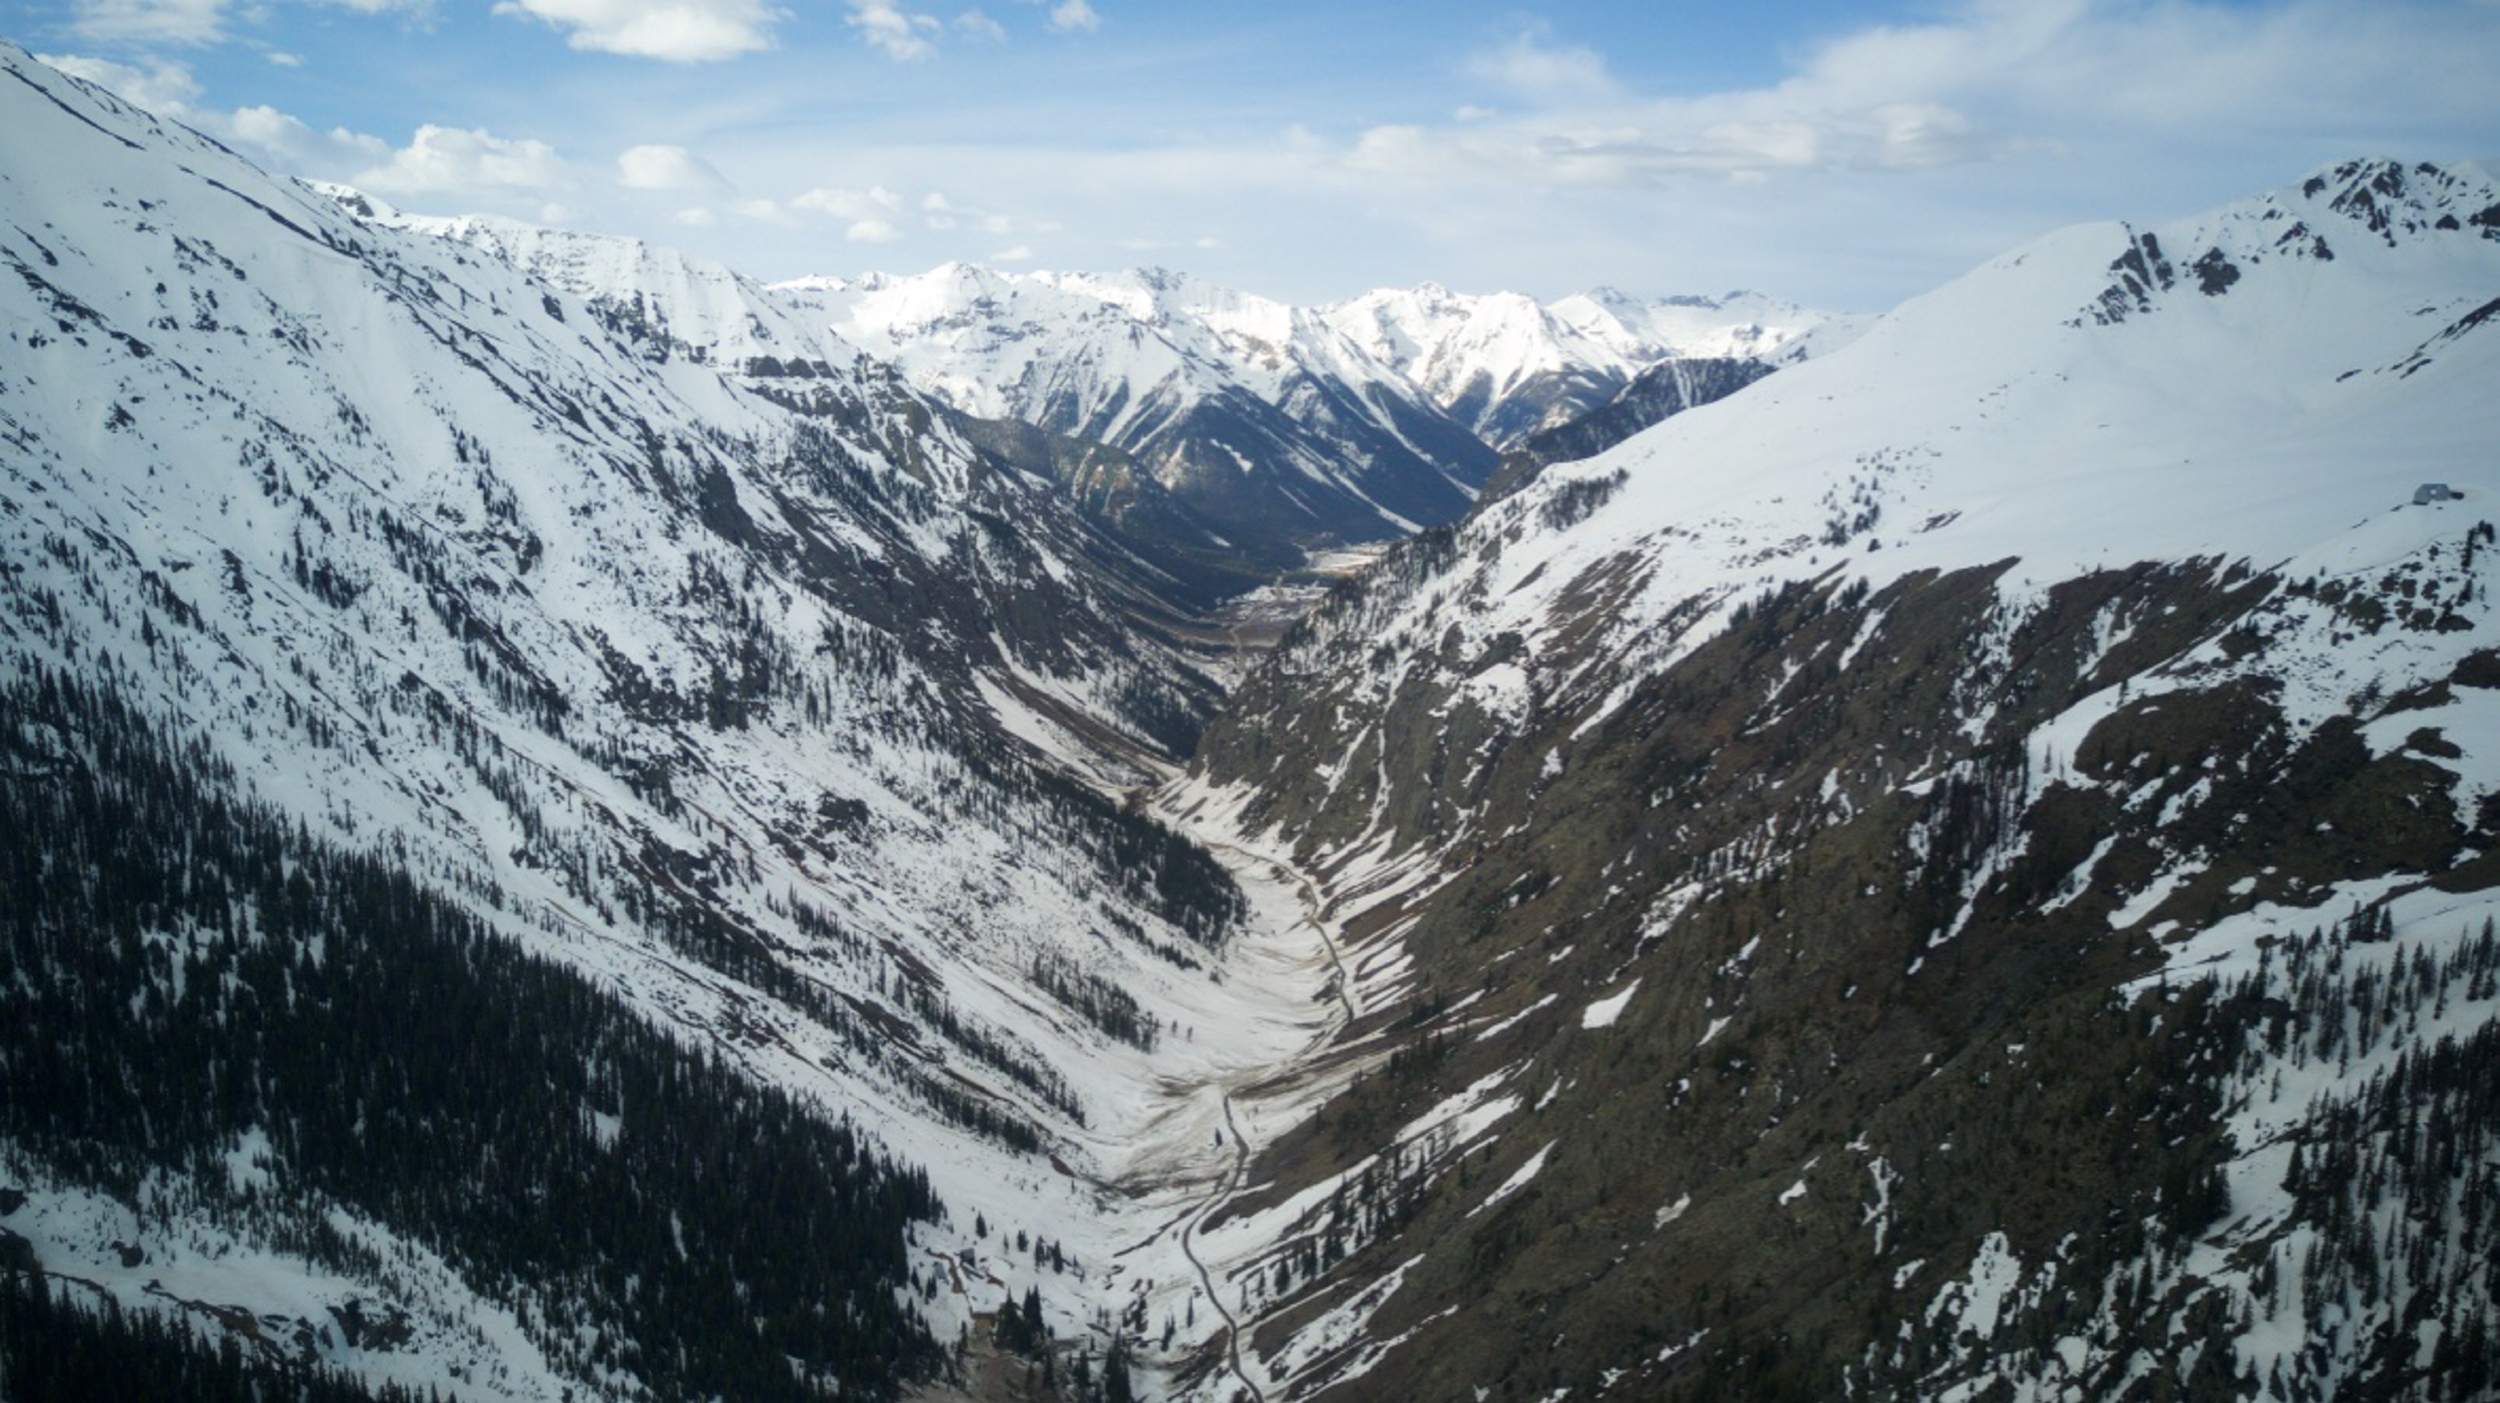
[776,262,1502,557]
[769,262,1854,556]
[1324,282,1864,448]
[2070,156,2499,334]
[320,185,870,375]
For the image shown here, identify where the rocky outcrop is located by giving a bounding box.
[1479,356,1777,504]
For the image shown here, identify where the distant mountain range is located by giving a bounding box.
[283,197,1857,574]
[1324,281,1863,446]
[774,264,1859,562]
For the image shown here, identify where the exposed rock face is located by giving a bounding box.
[1480,356,1778,504]
[940,408,1300,609]
[1176,157,2500,1400]
[1194,551,2494,1398]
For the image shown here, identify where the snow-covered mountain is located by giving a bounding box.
[1172,157,2500,1400]
[777,263,1503,559]
[1324,282,1865,448]
[772,265,1858,564]
[0,42,1323,1401]
[319,188,871,375]
[313,194,1278,606]
[13,26,2500,1402]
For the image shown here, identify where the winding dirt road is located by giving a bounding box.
[1179,1092,1265,1403]
[1158,829,1365,1403]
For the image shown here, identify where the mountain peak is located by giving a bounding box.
[2068,154,2499,329]
[2288,156,2499,243]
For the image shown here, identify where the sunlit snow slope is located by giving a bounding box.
[0,42,1304,1400]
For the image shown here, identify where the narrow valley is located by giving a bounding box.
[4,18,2500,1403]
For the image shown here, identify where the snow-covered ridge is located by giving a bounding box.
[294,185,1855,558]
[317,183,871,376]
[796,263,1858,447]
[775,260,1506,553]
[767,261,1856,552]
[1388,155,2500,697]
[0,40,1303,1398]
[1325,281,1867,446]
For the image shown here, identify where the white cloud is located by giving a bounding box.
[1426,0,2495,194]
[793,184,902,219]
[35,53,201,115]
[1046,0,1098,33]
[353,125,568,195]
[674,206,718,226]
[846,217,902,243]
[340,0,2497,312]
[494,0,778,62]
[225,105,392,166]
[189,101,407,191]
[1462,30,1614,100]
[616,143,729,192]
[1348,10,2030,188]
[229,104,311,148]
[64,0,225,44]
[848,1,940,60]
[953,8,1004,40]
[990,243,1033,262]
[266,51,305,67]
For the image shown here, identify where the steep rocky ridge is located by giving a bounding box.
[1163,157,2500,1401]
[1479,354,1780,504]
[322,195,1270,620]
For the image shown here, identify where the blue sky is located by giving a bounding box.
[9,0,2500,308]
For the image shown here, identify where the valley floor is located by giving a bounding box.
[896,728,1471,1403]
[897,763,1368,1402]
